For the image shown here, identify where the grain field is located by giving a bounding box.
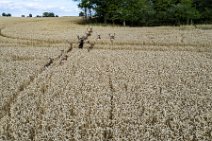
[0,16,212,141]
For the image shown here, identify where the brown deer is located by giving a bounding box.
[85,27,93,38]
[77,35,85,49]
[109,33,115,44]
[97,34,101,40]
[66,42,73,53]
[87,41,95,52]
[44,57,53,68]
[87,27,93,34]
[59,55,68,65]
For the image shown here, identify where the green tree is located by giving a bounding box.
[169,0,200,24]
[74,0,93,20]
[193,0,212,22]
[2,13,6,16]
[79,11,85,16]
[153,0,176,23]
[2,13,11,17]
[72,0,211,25]
[136,0,156,26]
[42,12,55,17]
[92,0,112,23]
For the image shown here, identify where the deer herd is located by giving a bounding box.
[43,27,115,68]
[77,27,116,49]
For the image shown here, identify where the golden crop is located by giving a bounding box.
[0,17,212,140]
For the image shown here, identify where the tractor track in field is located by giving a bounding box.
[0,43,73,122]
[1,27,211,53]
[0,26,92,122]
[0,27,63,45]
[0,26,211,121]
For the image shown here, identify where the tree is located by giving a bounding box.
[74,0,93,20]
[2,13,6,16]
[49,12,55,17]
[93,0,111,23]
[73,0,212,25]
[168,0,200,24]
[74,0,156,25]
[79,11,85,17]
[137,0,156,26]
[43,12,48,17]
[42,12,55,17]
[2,13,12,17]
[153,0,176,24]
[193,0,212,22]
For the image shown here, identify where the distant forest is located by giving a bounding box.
[74,0,212,26]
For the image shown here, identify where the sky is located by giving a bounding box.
[0,0,80,17]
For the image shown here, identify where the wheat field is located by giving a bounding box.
[0,16,212,141]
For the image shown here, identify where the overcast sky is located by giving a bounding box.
[0,0,80,17]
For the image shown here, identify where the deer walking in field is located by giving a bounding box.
[77,35,86,49]
[77,28,94,49]
[59,55,68,65]
[44,57,53,68]
[85,27,93,37]
[87,27,93,34]
[66,42,73,53]
[109,33,115,44]
[87,41,95,52]
[85,32,91,37]
[96,34,101,40]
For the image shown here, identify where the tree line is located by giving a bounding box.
[1,12,58,18]
[74,0,212,26]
